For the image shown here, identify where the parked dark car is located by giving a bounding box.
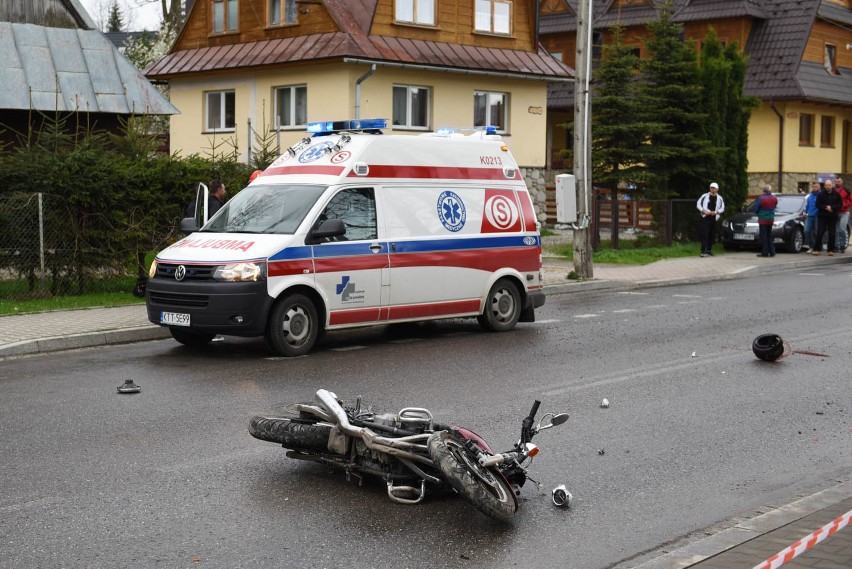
[720,194,806,253]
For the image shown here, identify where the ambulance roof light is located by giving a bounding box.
[307,119,388,136]
[430,125,498,137]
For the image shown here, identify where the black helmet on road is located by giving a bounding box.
[752,334,786,362]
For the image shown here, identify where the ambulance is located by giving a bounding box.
[146,119,545,356]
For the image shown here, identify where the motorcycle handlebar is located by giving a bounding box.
[527,400,541,420]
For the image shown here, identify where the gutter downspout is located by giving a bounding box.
[770,100,783,192]
[355,64,376,120]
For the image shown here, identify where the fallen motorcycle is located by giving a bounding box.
[249,389,569,521]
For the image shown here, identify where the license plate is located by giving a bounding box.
[733,233,754,240]
[161,311,190,326]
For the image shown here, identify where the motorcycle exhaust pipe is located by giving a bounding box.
[316,389,363,438]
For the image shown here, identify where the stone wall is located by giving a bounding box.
[748,172,850,195]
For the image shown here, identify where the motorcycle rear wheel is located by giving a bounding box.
[427,431,517,522]
[249,416,331,451]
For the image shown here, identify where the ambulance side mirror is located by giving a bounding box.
[180,217,199,233]
[307,219,346,244]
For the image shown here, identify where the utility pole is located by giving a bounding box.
[573,0,593,278]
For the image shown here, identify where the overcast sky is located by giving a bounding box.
[78,0,163,32]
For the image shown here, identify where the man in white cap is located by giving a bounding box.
[696,182,725,257]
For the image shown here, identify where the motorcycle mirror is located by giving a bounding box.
[536,412,570,431]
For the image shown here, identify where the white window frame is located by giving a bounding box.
[268,0,297,26]
[205,90,236,132]
[212,0,239,33]
[473,90,508,133]
[395,0,436,26]
[273,85,308,130]
[392,85,431,130]
[474,0,511,35]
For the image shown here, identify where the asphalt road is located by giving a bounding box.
[1,265,850,569]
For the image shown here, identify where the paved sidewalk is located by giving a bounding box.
[1,249,851,568]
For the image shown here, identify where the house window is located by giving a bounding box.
[395,0,435,25]
[212,0,238,33]
[821,115,835,147]
[475,0,511,35]
[825,44,838,75]
[269,0,297,26]
[274,85,307,129]
[799,113,814,146]
[474,90,508,133]
[206,90,236,131]
[392,85,431,129]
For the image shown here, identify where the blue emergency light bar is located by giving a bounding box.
[306,118,388,135]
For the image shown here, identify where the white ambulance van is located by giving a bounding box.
[146,119,545,356]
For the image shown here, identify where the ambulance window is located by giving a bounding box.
[317,188,377,242]
[202,184,326,234]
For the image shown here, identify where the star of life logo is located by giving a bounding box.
[437,191,466,232]
[299,141,335,163]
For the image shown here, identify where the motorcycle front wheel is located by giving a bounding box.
[427,431,517,522]
[249,416,331,451]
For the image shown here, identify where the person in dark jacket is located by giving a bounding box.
[752,185,778,257]
[813,178,842,256]
[207,179,227,217]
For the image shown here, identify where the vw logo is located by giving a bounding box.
[523,236,537,246]
[175,265,186,281]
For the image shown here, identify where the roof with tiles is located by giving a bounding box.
[147,33,573,80]
[543,0,852,106]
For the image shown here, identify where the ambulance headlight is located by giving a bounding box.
[213,262,267,282]
[149,260,157,278]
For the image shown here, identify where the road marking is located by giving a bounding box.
[1,496,62,513]
[612,309,635,313]
[535,319,561,324]
[798,273,825,276]
[644,304,668,309]
[672,294,702,298]
[573,314,600,318]
[331,345,367,351]
[617,291,649,295]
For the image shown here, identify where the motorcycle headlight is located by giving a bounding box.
[149,260,158,278]
[213,262,267,282]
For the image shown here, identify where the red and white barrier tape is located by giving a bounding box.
[752,508,852,569]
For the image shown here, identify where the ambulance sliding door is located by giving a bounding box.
[382,185,496,320]
[311,187,389,326]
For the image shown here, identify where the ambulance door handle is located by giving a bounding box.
[391,243,397,252]
[370,242,383,253]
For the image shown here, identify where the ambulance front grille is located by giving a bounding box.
[148,291,209,308]
[155,263,217,280]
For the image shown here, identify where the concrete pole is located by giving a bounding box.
[573,0,593,278]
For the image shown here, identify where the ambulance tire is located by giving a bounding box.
[478,278,521,332]
[265,293,319,357]
[169,328,215,347]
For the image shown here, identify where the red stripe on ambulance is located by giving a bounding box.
[347,165,517,181]
[268,259,314,277]
[389,247,539,273]
[329,299,481,326]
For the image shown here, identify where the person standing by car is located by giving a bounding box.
[697,182,725,257]
[834,177,851,253]
[803,181,821,251]
[813,179,842,256]
[753,185,778,257]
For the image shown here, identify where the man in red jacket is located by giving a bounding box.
[835,177,851,253]
[753,185,778,257]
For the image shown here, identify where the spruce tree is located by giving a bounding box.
[641,0,710,199]
[592,25,666,196]
[107,0,124,33]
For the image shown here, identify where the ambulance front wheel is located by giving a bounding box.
[478,278,521,332]
[265,293,319,357]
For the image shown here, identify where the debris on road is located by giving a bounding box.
[600,398,610,409]
[117,379,141,394]
[552,485,573,507]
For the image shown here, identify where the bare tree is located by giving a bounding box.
[136,0,184,29]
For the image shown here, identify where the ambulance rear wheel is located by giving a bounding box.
[169,328,215,346]
[478,278,521,332]
[265,293,319,357]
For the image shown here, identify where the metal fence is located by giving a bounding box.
[590,196,706,247]
[0,193,139,300]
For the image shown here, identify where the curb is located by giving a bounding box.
[614,478,852,569]
[0,326,171,358]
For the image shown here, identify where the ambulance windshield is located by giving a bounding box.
[201,184,327,234]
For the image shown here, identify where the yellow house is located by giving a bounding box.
[540,0,852,193]
[146,0,573,218]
